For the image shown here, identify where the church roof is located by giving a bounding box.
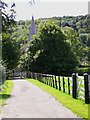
[24,16,37,52]
[29,16,37,41]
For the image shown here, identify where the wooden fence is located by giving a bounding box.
[5,70,90,104]
[28,72,90,104]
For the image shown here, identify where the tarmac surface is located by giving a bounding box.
[2,79,79,118]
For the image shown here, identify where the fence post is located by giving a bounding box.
[84,73,90,104]
[72,73,77,99]
[52,76,54,88]
[50,75,52,87]
[68,77,70,95]
[58,76,61,91]
[44,75,47,84]
[38,73,40,81]
[49,75,50,86]
[47,75,48,85]
[40,74,43,82]
[55,76,58,89]
[36,73,37,80]
[62,77,65,93]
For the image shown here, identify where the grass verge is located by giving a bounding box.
[0,80,14,112]
[27,78,89,119]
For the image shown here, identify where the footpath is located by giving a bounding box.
[2,79,79,118]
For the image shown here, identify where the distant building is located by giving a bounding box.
[28,16,37,41]
[24,16,36,52]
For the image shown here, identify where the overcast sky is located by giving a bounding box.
[4,0,89,20]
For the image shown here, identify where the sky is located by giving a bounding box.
[4,0,89,20]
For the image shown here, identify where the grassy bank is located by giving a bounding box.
[0,80,14,112]
[27,78,89,119]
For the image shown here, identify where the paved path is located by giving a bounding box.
[2,79,79,118]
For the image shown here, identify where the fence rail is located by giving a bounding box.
[28,72,90,104]
[3,70,90,104]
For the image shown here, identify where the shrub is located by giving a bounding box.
[77,67,89,75]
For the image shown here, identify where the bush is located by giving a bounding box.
[77,67,89,75]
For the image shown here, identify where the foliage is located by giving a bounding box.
[77,67,89,75]
[0,1,16,32]
[0,0,37,72]
[2,33,20,70]
[0,80,14,112]
[27,21,78,75]
[0,1,20,71]
[2,5,88,72]
[87,34,90,64]
[12,14,90,69]
[18,53,29,71]
[63,27,88,64]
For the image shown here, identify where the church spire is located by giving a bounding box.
[24,16,36,52]
[28,15,36,41]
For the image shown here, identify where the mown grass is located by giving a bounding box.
[0,80,14,112]
[27,78,89,119]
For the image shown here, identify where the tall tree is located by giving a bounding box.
[2,33,20,70]
[0,1,20,70]
[87,34,90,65]
[63,27,88,65]
[27,21,78,75]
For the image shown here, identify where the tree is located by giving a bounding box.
[80,34,88,45]
[27,21,78,75]
[87,34,90,64]
[63,27,88,65]
[0,1,20,71]
[2,33,20,70]
[0,1,16,32]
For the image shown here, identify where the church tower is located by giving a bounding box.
[28,16,37,41]
[24,16,36,52]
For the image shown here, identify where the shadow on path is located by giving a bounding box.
[9,77,26,81]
